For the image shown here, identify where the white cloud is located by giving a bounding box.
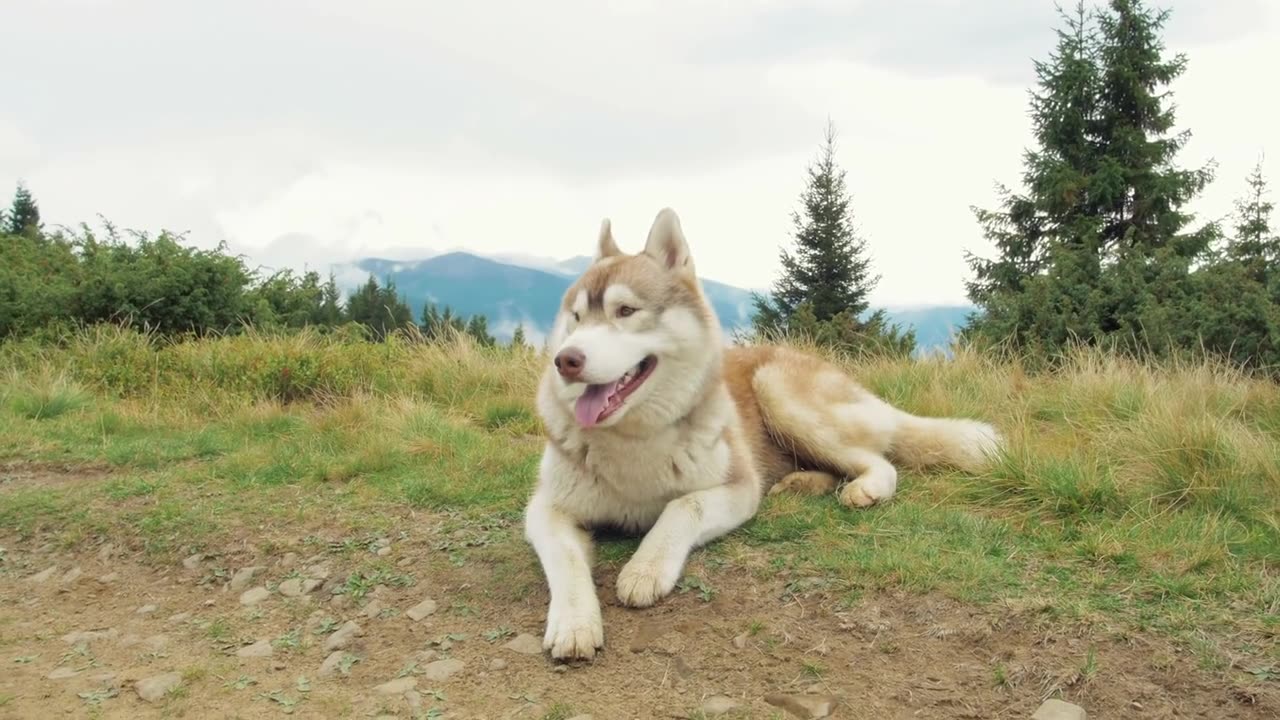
[1,1,1277,307]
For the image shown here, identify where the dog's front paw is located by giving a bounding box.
[616,559,677,608]
[543,603,604,660]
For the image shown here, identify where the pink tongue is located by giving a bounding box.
[574,382,618,427]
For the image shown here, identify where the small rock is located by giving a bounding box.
[405,598,437,622]
[167,612,193,624]
[47,667,80,679]
[362,600,385,619]
[324,620,363,651]
[135,672,182,703]
[504,633,543,655]
[373,676,417,695]
[1032,699,1088,720]
[305,564,330,580]
[489,658,508,671]
[330,594,351,609]
[302,577,323,594]
[397,557,413,568]
[702,696,740,715]
[137,604,158,615]
[278,578,306,597]
[203,599,216,607]
[422,659,465,682]
[98,572,120,583]
[97,543,117,562]
[239,586,270,606]
[765,693,838,719]
[60,567,83,583]
[271,660,287,671]
[376,546,392,557]
[229,566,265,593]
[236,639,274,658]
[405,690,423,712]
[553,665,568,674]
[280,552,299,567]
[182,553,203,571]
[412,650,439,664]
[318,651,351,678]
[732,632,749,649]
[29,565,58,582]
[61,628,118,645]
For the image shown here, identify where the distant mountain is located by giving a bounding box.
[335,252,974,352]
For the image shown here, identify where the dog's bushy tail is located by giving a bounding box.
[888,412,1002,473]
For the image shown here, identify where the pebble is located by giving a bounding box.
[731,632,749,649]
[305,564,331,580]
[397,557,413,568]
[60,567,83,583]
[377,546,392,557]
[136,604,158,615]
[422,659,465,682]
[47,667,80,680]
[277,578,306,597]
[98,572,120,584]
[1032,699,1088,720]
[280,552,299,567]
[489,658,508,671]
[236,639,274,658]
[504,633,543,655]
[29,565,58,582]
[405,690,423,712]
[362,600,385,619]
[61,628,118,645]
[239,586,270,606]
[135,672,182,703]
[96,543,118,562]
[405,598,438,622]
[182,553,203,571]
[702,696,741,716]
[167,612,193,624]
[765,693,837,719]
[318,651,350,678]
[373,676,418,695]
[229,566,265,593]
[324,620,363,651]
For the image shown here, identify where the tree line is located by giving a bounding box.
[753,0,1276,373]
[0,189,523,347]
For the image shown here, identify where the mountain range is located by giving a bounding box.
[333,252,975,353]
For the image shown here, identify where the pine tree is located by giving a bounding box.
[345,275,411,341]
[466,314,494,346]
[6,182,42,237]
[1227,157,1277,282]
[964,0,1218,357]
[510,324,528,349]
[752,121,901,350]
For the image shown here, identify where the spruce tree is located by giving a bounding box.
[466,314,494,346]
[752,121,891,342]
[1227,158,1277,282]
[510,324,528,349]
[964,0,1218,357]
[345,275,411,341]
[6,182,42,237]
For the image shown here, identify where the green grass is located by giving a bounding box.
[0,327,1277,671]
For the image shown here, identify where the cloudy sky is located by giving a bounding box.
[2,0,1276,306]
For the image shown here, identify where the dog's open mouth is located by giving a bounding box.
[574,356,657,428]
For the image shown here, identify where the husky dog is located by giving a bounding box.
[524,208,1000,660]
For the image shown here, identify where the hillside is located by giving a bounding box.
[338,252,974,350]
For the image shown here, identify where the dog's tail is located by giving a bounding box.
[887,411,1002,473]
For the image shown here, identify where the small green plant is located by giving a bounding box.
[337,653,360,675]
[273,628,301,651]
[484,625,515,643]
[7,372,89,420]
[676,575,715,602]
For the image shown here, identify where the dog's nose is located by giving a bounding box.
[554,347,586,380]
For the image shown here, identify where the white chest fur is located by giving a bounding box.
[538,386,737,534]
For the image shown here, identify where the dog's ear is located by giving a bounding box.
[595,218,622,260]
[642,208,693,273]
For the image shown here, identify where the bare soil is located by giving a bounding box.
[1,471,1275,720]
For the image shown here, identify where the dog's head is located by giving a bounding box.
[542,208,721,430]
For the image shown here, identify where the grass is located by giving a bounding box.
[0,326,1277,672]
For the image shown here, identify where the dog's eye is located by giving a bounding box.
[572,312,580,322]
[617,305,637,318]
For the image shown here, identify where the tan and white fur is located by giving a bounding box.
[524,209,1001,660]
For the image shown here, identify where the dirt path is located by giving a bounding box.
[2,515,1273,720]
